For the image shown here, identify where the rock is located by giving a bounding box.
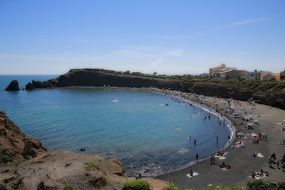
[0,185,7,190]
[23,139,46,159]
[88,177,107,188]
[25,80,52,90]
[37,181,57,190]
[25,82,35,90]
[5,80,19,91]
[278,182,285,190]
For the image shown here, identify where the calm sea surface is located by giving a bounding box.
[0,75,231,176]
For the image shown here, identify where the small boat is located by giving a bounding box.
[112,97,119,103]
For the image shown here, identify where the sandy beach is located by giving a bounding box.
[153,89,285,189]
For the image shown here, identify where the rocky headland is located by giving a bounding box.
[20,68,285,109]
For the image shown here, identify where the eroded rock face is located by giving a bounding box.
[5,80,19,91]
[0,112,46,164]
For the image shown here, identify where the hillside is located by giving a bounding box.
[23,68,285,109]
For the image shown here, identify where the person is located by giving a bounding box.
[251,170,256,179]
[253,151,257,158]
[194,139,197,145]
[216,136,219,144]
[189,169,193,177]
[277,160,280,169]
[219,162,226,168]
[210,155,215,165]
[270,152,277,163]
[196,154,199,162]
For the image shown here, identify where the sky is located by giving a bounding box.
[0,0,285,75]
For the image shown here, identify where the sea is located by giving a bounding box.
[0,75,231,176]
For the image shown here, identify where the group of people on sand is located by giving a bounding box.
[268,152,285,171]
[209,150,231,170]
[219,162,231,170]
[251,169,269,179]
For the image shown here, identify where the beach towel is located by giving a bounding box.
[186,172,199,178]
[257,153,264,158]
[215,156,226,160]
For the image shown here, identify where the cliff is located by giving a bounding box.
[23,68,285,109]
[0,112,46,164]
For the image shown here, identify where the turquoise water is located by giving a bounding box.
[0,76,231,176]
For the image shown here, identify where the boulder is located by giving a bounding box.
[5,80,20,91]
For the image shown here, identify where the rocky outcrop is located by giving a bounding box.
[26,80,52,90]
[5,80,19,91]
[0,112,46,164]
[22,68,285,109]
[0,150,169,190]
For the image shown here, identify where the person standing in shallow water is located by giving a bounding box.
[194,139,197,145]
[196,153,199,162]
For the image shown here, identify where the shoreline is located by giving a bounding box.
[27,86,237,177]
[2,86,285,189]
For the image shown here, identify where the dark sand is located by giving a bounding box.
[156,91,285,190]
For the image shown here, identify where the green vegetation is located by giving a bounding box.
[1,149,13,163]
[83,162,100,170]
[63,184,76,190]
[164,184,179,190]
[122,180,150,190]
[246,179,269,190]
[207,184,245,190]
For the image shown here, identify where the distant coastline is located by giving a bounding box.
[14,68,284,109]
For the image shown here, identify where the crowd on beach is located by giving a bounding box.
[149,87,285,181]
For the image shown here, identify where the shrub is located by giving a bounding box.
[1,149,13,163]
[247,179,268,190]
[164,184,179,190]
[63,184,76,190]
[207,185,245,190]
[122,180,150,190]
[84,162,100,170]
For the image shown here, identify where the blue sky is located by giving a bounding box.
[0,0,285,75]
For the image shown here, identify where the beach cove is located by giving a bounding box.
[0,85,285,189]
[0,78,233,178]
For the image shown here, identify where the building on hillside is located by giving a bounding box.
[241,70,260,80]
[260,71,275,80]
[219,70,244,80]
[209,64,236,77]
[274,73,281,81]
[280,70,285,81]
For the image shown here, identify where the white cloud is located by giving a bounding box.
[226,17,269,28]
